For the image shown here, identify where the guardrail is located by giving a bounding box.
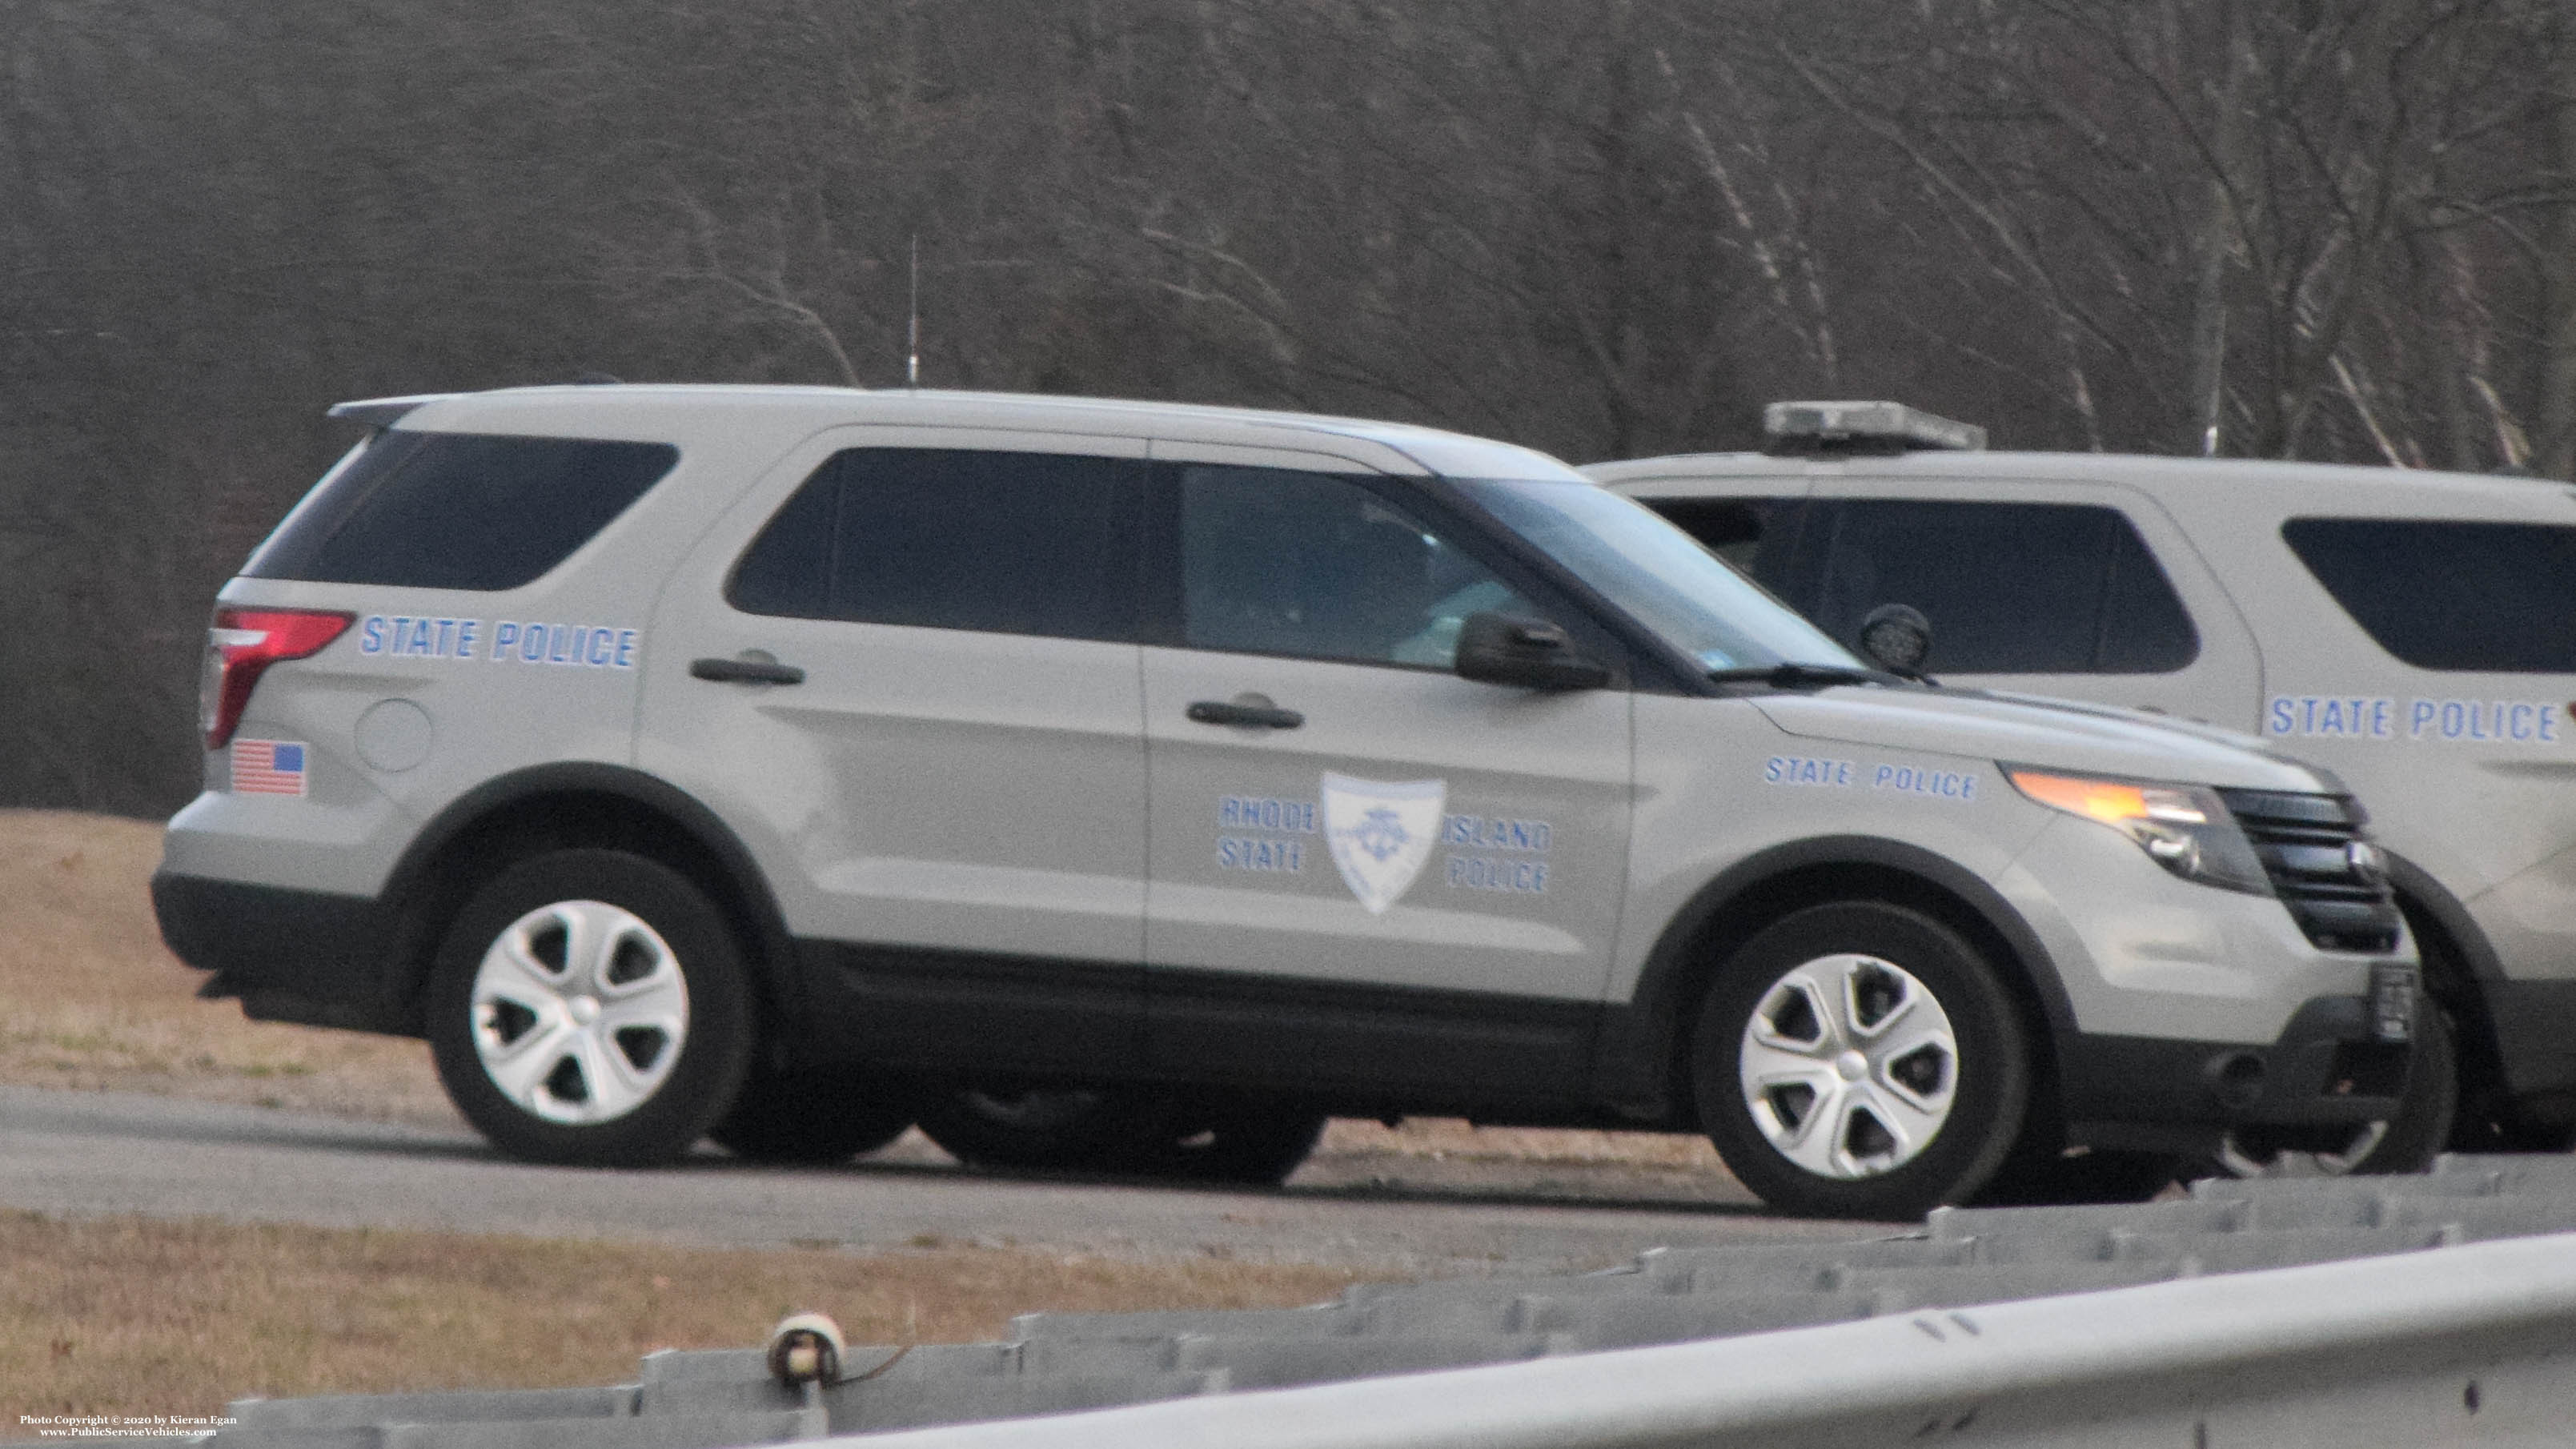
[38,1155,2576,1449]
[851,1225,2576,1448]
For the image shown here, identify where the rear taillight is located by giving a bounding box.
[200,607,353,749]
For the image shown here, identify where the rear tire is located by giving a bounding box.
[427,849,754,1168]
[1118,1097,1326,1186]
[1692,902,2032,1221]
[711,1063,915,1166]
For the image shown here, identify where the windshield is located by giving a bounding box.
[1459,477,1861,673]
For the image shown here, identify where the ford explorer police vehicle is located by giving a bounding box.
[1592,399,2576,1155]
[153,386,2436,1218]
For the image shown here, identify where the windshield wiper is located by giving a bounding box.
[1707,662,1896,690]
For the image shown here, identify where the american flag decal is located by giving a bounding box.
[231,739,309,796]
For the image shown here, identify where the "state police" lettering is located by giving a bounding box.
[1873,764,1977,800]
[2266,694,2562,745]
[1763,756,1856,787]
[359,616,482,659]
[490,622,638,669]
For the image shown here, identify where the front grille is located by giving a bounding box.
[2216,789,2404,953]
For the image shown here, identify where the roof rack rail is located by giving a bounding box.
[1763,400,1986,456]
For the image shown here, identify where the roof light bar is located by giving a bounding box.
[1763,400,1987,456]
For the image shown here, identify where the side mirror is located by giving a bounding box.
[1455,612,1611,691]
[1858,603,1933,678]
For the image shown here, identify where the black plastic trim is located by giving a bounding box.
[150,872,409,1034]
[2060,994,2413,1134]
[1146,965,1599,1109]
[2485,978,2576,1102]
[797,941,1146,1077]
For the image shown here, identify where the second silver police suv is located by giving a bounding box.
[153,385,2437,1217]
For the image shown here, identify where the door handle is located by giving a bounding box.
[1186,699,1304,729]
[691,656,806,685]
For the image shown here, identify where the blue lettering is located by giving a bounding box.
[2268,697,2294,735]
[2514,703,2537,742]
[615,630,637,668]
[548,628,572,665]
[1446,854,1550,894]
[2410,700,2437,739]
[359,617,386,654]
[407,618,433,655]
[492,622,519,656]
[1218,837,1302,872]
[586,629,612,666]
[455,620,478,659]
[2319,698,2346,735]
[2443,700,2467,740]
[2371,699,2392,738]
[2301,697,2322,734]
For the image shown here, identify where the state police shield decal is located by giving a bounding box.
[1320,772,1446,915]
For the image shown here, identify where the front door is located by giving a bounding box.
[1138,453,1634,1104]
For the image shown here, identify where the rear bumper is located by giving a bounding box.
[2060,988,2418,1150]
[151,869,415,1035]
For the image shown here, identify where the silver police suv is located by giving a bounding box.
[1594,400,2576,1154]
[154,386,2436,1217]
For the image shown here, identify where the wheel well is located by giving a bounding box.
[1658,861,2063,1130]
[383,790,795,1038]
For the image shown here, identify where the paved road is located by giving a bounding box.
[0,1086,1856,1274]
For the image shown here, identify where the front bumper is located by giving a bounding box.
[151,869,415,1035]
[2060,980,2421,1152]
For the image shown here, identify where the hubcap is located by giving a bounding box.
[470,900,689,1126]
[1739,953,1959,1179]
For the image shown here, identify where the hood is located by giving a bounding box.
[1752,684,2332,793]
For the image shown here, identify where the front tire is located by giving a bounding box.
[427,849,754,1167]
[1692,902,2032,1220]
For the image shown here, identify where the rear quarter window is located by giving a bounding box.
[246,431,680,591]
[2282,516,2576,672]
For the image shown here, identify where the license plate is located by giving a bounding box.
[2370,962,2418,1043]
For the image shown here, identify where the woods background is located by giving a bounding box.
[5,0,2570,813]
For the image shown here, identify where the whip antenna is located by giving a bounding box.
[906,235,921,389]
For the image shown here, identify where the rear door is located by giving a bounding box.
[1137,448,1635,1105]
[639,428,1151,1074]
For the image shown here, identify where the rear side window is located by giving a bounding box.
[2283,517,2576,672]
[1808,500,2197,674]
[729,448,1143,641]
[247,431,679,591]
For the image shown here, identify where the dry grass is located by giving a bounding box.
[0,1209,1369,1417]
[0,810,453,1123]
[0,807,1724,1170]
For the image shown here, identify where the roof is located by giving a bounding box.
[1583,447,2576,517]
[331,384,1588,484]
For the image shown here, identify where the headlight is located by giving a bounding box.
[2005,767,2273,896]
